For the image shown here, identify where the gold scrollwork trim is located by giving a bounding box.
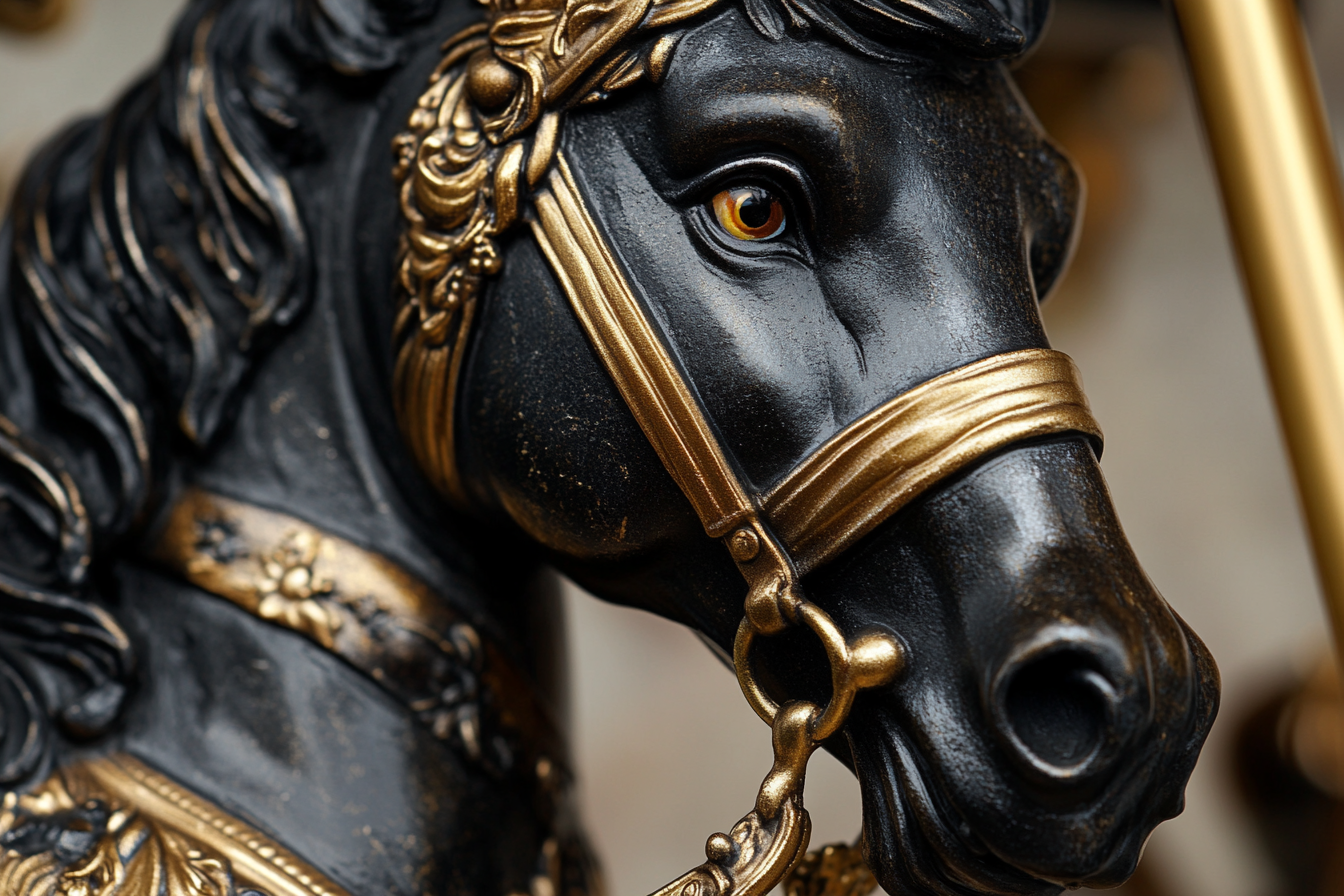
[391,0,722,506]
[0,754,350,896]
[150,487,566,772]
[762,349,1103,574]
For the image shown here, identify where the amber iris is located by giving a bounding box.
[712,187,786,240]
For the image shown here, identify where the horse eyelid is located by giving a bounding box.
[671,156,819,232]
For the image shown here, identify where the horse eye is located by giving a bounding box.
[711,186,787,241]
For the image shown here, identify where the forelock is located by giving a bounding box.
[737,0,1050,62]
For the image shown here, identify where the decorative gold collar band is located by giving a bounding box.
[150,488,565,780]
[0,753,348,896]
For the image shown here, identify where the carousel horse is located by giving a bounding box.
[0,0,1218,893]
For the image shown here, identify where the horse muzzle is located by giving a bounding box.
[829,439,1218,896]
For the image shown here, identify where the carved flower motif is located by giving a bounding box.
[255,531,340,649]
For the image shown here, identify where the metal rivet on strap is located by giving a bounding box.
[728,527,760,562]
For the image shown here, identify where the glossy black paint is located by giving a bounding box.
[0,1,1216,895]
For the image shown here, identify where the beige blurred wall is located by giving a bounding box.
[3,4,1343,896]
[0,0,184,195]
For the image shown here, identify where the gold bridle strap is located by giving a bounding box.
[764,350,1101,574]
[531,152,1103,896]
[531,154,753,542]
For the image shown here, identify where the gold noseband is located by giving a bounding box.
[763,348,1100,574]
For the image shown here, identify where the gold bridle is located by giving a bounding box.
[392,7,1102,895]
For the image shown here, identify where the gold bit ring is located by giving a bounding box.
[734,601,904,743]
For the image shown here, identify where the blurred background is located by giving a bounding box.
[4,1,1344,894]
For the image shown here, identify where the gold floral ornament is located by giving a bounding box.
[255,530,340,649]
[392,0,722,503]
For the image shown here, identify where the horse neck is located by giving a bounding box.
[172,229,572,685]
[110,559,569,895]
[130,255,576,893]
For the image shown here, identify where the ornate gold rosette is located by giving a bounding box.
[391,0,719,503]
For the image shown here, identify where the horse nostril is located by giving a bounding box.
[1002,650,1115,773]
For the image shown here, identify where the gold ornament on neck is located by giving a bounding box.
[0,755,350,896]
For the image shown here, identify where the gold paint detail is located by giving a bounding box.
[782,842,877,896]
[1170,0,1344,659]
[763,348,1103,573]
[150,487,565,772]
[391,0,722,503]
[0,754,349,896]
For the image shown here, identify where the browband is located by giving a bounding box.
[532,153,1103,583]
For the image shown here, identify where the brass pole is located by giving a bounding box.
[1170,0,1344,657]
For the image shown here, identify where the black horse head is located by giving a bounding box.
[0,0,1215,894]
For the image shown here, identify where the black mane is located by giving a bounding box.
[740,0,1047,62]
[0,0,433,786]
